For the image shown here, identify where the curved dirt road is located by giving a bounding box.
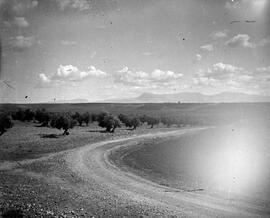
[64,128,270,217]
[1,128,269,217]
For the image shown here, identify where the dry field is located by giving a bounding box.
[1,103,270,217]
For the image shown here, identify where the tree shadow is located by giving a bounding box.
[87,129,108,133]
[38,133,60,138]
[2,209,24,218]
[126,128,136,131]
[34,124,46,127]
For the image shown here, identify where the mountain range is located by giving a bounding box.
[102,92,270,103]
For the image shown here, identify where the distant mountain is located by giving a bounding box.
[102,92,270,103]
[47,98,89,103]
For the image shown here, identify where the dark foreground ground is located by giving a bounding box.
[0,121,182,217]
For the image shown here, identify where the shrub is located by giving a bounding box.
[12,108,25,121]
[0,114,13,136]
[82,112,91,126]
[12,108,35,122]
[72,112,84,126]
[130,117,141,129]
[35,108,51,127]
[161,116,175,127]
[139,114,147,123]
[50,113,76,135]
[91,113,99,122]
[119,114,140,130]
[145,116,160,128]
[24,109,35,122]
[97,111,121,132]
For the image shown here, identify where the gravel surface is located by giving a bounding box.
[1,126,269,217]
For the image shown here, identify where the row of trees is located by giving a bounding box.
[0,108,196,136]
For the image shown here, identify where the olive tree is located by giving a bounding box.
[97,111,121,132]
[119,114,140,130]
[35,108,51,127]
[0,114,13,136]
[50,113,76,135]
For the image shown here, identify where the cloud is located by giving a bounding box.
[226,34,255,48]
[36,65,107,88]
[225,0,241,10]
[4,17,29,28]
[115,67,183,88]
[258,38,270,47]
[3,0,38,15]
[90,51,97,59]
[54,0,90,11]
[200,44,214,51]
[193,62,270,93]
[60,40,78,46]
[210,31,228,40]
[143,52,155,56]
[36,74,53,88]
[195,54,202,61]
[13,17,29,27]
[10,35,35,51]
[193,63,248,86]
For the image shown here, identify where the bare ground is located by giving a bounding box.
[1,123,269,217]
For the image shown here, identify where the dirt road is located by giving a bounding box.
[1,128,269,217]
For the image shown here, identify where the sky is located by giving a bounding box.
[0,0,270,103]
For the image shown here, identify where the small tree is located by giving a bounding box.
[91,113,99,122]
[35,108,51,127]
[12,108,25,121]
[118,114,129,124]
[82,112,91,126]
[130,117,141,130]
[119,114,140,130]
[146,116,160,128]
[24,109,35,122]
[72,112,84,126]
[161,116,174,127]
[50,113,76,135]
[0,114,13,136]
[139,114,147,123]
[97,111,121,132]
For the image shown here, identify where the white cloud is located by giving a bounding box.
[90,51,97,59]
[13,17,29,28]
[31,0,38,7]
[200,44,214,51]
[10,0,38,15]
[226,34,255,48]
[115,67,183,88]
[11,35,35,50]
[195,54,202,61]
[193,63,248,87]
[258,38,270,47]
[143,52,155,56]
[36,74,53,88]
[225,1,241,10]
[4,17,29,28]
[151,69,183,81]
[193,62,270,94]
[54,0,90,11]
[210,31,228,40]
[60,40,77,46]
[36,65,107,88]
